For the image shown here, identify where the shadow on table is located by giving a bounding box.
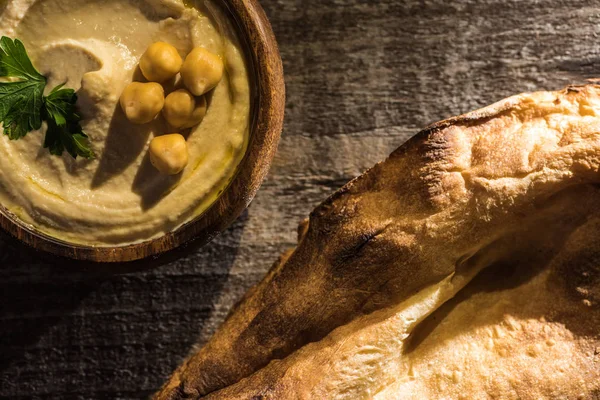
[0,211,248,396]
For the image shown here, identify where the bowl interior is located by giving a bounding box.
[0,0,285,264]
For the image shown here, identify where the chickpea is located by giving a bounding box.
[149,134,189,175]
[180,47,224,96]
[162,89,207,129]
[120,82,165,124]
[139,42,183,83]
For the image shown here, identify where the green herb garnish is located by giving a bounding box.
[0,37,94,159]
[43,84,95,159]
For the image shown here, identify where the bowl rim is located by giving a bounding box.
[0,0,285,263]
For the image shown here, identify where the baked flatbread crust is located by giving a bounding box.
[157,85,600,399]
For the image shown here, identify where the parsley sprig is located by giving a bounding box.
[0,37,94,159]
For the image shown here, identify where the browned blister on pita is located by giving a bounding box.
[157,85,600,400]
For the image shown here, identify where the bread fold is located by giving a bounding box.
[156,85,600,400]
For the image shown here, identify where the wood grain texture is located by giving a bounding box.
[1,0,600,398]
[0,0,285,263]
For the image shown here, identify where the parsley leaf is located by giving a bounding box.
[43,84,95,159]
[0,36,45,80]
[0,37,45,139]
[0,37,95,159]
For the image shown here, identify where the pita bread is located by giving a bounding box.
[157,85,600,399]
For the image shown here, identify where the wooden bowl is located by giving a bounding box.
[0,0,285,264]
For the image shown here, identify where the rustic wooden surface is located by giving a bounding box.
[1,0,599,398]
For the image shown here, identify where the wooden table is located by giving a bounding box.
[1,0,598,397]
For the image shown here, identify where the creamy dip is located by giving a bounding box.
[0,0,250,245]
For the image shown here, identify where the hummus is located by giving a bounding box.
[0,0,250,245]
